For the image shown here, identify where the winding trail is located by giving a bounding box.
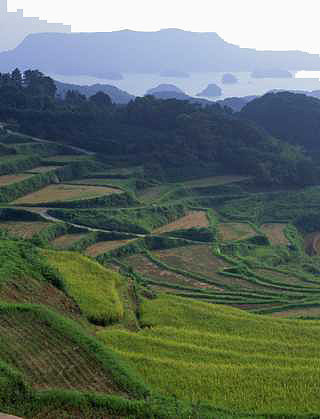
[30,207,145,239]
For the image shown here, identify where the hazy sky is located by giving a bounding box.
[9,0,320,54]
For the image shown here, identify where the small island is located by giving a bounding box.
[160,70,190,78]
[196,83,222,98]
[146,84,184,95]
[222,73,238,84]
[251,69,293,79]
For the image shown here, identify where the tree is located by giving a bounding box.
[89,91,112,108]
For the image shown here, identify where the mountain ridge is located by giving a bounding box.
[1,28,320,77]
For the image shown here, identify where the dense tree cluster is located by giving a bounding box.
[0,69,319,186]
[241,92,320,152]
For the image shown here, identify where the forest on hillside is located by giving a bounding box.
[0,69,318,186]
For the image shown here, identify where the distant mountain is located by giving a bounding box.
[54,80,134,104]
[217,96,258,112]
[146,84,184,95]
[1,29,320,77]
[145,90,212,105]
[197,84,222,98]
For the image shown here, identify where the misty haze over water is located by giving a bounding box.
[51,71,320,99]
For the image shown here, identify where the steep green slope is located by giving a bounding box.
[99,294,320,415]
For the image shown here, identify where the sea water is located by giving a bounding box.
[51,71,320,100]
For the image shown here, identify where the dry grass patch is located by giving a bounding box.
[260,223,289,246]
[50,233,88,249]
[0,174,33,186]
[154,211,209,234]
[0,221,51,239]
[85,239,135,257]
[219,223,256,241]
[124,254,219,290]
[13,184,122,204]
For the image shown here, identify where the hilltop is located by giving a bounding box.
[1,29,320,76]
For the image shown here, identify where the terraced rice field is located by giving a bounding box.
[218,222,256,241]
[99,294,320,415]
[0,221,51,239]
[85,239,135,257]
[260,223,289,245]
[44,251,124,325]
[70,178,133,190]
[181,175,249,188]
[26,166,62,174]
[0,309,122,393]
[50,233,88,249]
[137,185,173,204]
[13,184,122,204]
[0,173,33,185]
[123,254,219,290]
[43,155,92,163]
[153,211,209,234]
[255,268,319,288]
[271,306,320,318]
[0,277,81,320]
[153,245,228,278]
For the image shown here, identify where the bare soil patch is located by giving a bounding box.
[13,184,122,204]
[0,311,123,394]
[219,223,256,241]
[154,211,209,234]
[153,245,229,278]
[0,173,33,186]
[85,239,135,257]
[260,223,289,246]
[51,234,88,249]
[0,221,51,239]
[0,277,81,321]
[124,254,220,290]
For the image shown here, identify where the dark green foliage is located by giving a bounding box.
[0,171,58,203]
[241,91,320,152]
[0,133,35,144]
[0,239,64,290]
[0,155,40,176]
[48,204,188,234]
[295,214,320,234]
[0,70,318,187]
[161,227,214,242]
[0,207,42,222]
[31,223,85,247]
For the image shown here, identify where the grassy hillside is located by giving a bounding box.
[99,294,320,415]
